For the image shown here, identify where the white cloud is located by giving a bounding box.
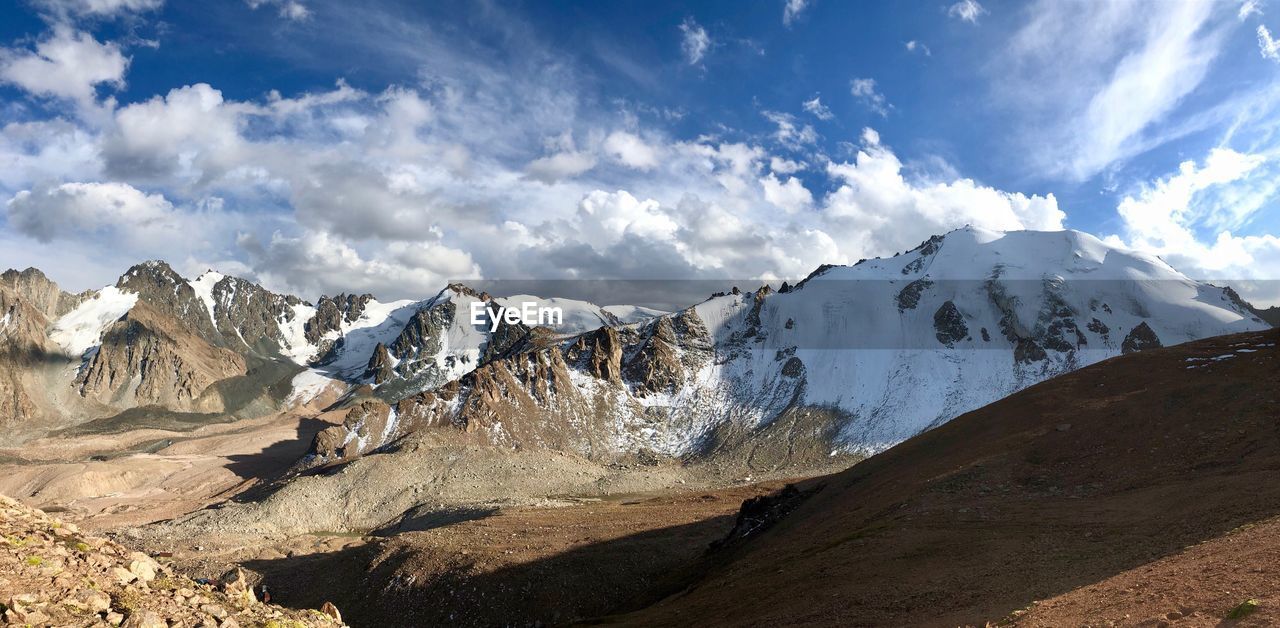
[802,95,834,120]
[604,131,660,170]
[783,0,810,26]
[1260,25,1280,61]
[0,28,127,104]
[6,181,180,243]
[769,156,803,174]
[102,83,246,182]
[524,151,597,184]
[850,78,889,117]
[761,173,813,213]
[763,111,818,148]
[243,230,480,299]
[1240,0,1262,20]
[1107,147,1280,305]
[821,128,1064,254]
[679,17,710,66]
[947,0,986,23]
[246,0,311,21]
[33,0,163,19]
[905,40,931,56]
[997,0,1231,180]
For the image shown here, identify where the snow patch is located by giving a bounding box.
[50,286,138,357]
[190,271,224,326]
[287,368,336,405]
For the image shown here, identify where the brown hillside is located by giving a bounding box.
[608,328,1280,627]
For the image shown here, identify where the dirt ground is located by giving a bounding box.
[128,482,791,627]
[0,397,344,529]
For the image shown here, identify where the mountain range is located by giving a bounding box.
[0,227,1270,469]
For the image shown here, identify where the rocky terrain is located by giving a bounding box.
[0,493,345,627]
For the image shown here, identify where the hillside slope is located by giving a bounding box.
[610,327,1280,627]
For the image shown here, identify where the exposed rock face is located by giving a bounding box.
[1121,322,1163,354]
[311,399,394,461]
[0,494,345,627]
[305,294,373,345]
[933,301,969,346]
[203,274,305,353]
[116,261,220,342]
[0,268,85,319]
[365,343,394,384]
[584,327,623,383]
[897,278,933,312]
[75,303,246,412]
[624,317,683,394]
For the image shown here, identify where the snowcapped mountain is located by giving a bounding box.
[309,227,1270,466]
[0,227,1270,461]
[0,260,661,438]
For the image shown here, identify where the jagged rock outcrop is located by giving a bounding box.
[311,399,394,461]
[0,268,86,319]
[583,327,623,382]
[933,301,969,346]
[365,343,394,384]
[200,273,307,354]
[1121,321,1162,354]
[116,261,220,341]
[305,293,374,345]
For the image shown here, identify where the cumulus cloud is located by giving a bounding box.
[6,181,179,243]
[849,78,889,117]
[761,174,813,213]
[820,128,1064,254]
[947,0,987,23]
[783,0,810,26]
[802,95,834,120]
[603,131,660,170]
[0,28,127,104]
[679,17,710,65]
[1106,147,1280,305]
[241,230,477,299]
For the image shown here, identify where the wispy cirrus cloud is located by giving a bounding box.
[679,17,710,66]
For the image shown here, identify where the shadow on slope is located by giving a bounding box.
[223,417,334,484]
[605,328,1280,626]
[241,511,738,627]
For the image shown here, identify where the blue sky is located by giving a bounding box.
[0,0,1278,304]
